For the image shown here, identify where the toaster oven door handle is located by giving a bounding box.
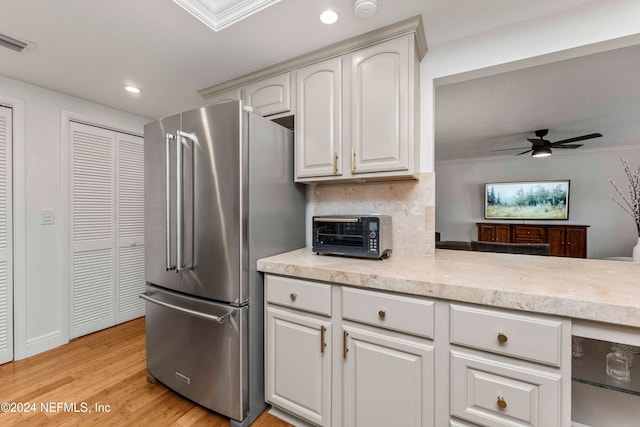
[313,217,360,223]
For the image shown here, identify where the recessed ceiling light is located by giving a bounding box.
[124,85,142,94]
[320,9,338,24]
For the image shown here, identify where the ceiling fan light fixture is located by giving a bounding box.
[532,146,552,158]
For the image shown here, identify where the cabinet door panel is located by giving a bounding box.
[547,228,566,257]
[565,228,586,258]
[244,73,291,116]
[351,37,409,173]
[477,224,495,242]
[477,224,511,243]
[495,225,511,243]
[204,88,242,106]
[343,325,434,427]
[266,307,331,426]
[451,350,561,427]
[295,58,342,179]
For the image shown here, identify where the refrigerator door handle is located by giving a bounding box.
[165,133,176,271]
[176,130,196,273]
[140,293,230,324]
[176,132,185,272]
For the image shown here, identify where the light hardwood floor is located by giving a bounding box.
[0,318,292,426]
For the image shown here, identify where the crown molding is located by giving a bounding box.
[198,15,427,97]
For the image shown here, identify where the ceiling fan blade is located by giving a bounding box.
[491,146,531,152]
[527,138,544,145]
[553,144,584,149]
[516,149,533,156]
[551,133,602,145]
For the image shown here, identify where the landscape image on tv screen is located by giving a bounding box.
[485,180,570,220]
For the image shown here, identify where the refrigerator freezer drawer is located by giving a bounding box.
[143,285,248,421]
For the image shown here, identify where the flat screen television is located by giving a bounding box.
[484,180,570,220]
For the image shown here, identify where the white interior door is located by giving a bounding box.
[0,106,13,364]
[70,122,144,339]
[115,132,145,323]
[70,122,116,338]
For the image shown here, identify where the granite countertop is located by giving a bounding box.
[257,247,640,327]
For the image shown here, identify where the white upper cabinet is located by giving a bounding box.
[349,36,412,175]
[204,88,242,106]
[243,73,292,117]
[295,57,342,179]
[198,16,426,183]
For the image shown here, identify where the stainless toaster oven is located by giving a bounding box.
[312,215,392,259]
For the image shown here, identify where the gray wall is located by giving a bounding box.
[435,146,640,259]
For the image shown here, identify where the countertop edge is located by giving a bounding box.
[257,249,640,328]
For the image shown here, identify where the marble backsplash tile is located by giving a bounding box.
[313,173,435,255]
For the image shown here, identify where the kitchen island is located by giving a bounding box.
[258,247,640,327]
[258,248,640,427]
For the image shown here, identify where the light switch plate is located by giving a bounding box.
[41,209,55,225]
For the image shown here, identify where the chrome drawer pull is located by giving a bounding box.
[497,332,508,343]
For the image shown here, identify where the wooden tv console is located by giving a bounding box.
[476,223,589,258]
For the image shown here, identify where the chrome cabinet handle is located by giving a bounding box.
[333,152,338,175]
[165,133,175,271]
[140,293,229,324]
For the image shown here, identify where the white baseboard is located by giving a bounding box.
[23,330,67,359]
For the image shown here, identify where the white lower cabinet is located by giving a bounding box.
[264,275,569,427]
[342,325,434,427]
[450,350,561,427]
[266,306,332,426]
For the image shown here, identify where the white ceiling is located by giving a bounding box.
[435,43,640,161]
[0,0,598,120]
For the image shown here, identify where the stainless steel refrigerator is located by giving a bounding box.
[141,101,305,426]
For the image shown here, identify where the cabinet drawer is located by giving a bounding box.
[266,275,331,316]
[513,226,545,243]
[450,304,562,366]
[342,287,434,339]
[451,350,561,427]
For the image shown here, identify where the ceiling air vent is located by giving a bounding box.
[0,31,36,53]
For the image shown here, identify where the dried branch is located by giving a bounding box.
[610,158,640,237]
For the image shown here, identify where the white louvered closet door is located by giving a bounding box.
[115,132,145,323]
[70,122,145,338]
[71,122,116,338]
[0,106,13,364]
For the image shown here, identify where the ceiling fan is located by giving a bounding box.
[492,129,603,157]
